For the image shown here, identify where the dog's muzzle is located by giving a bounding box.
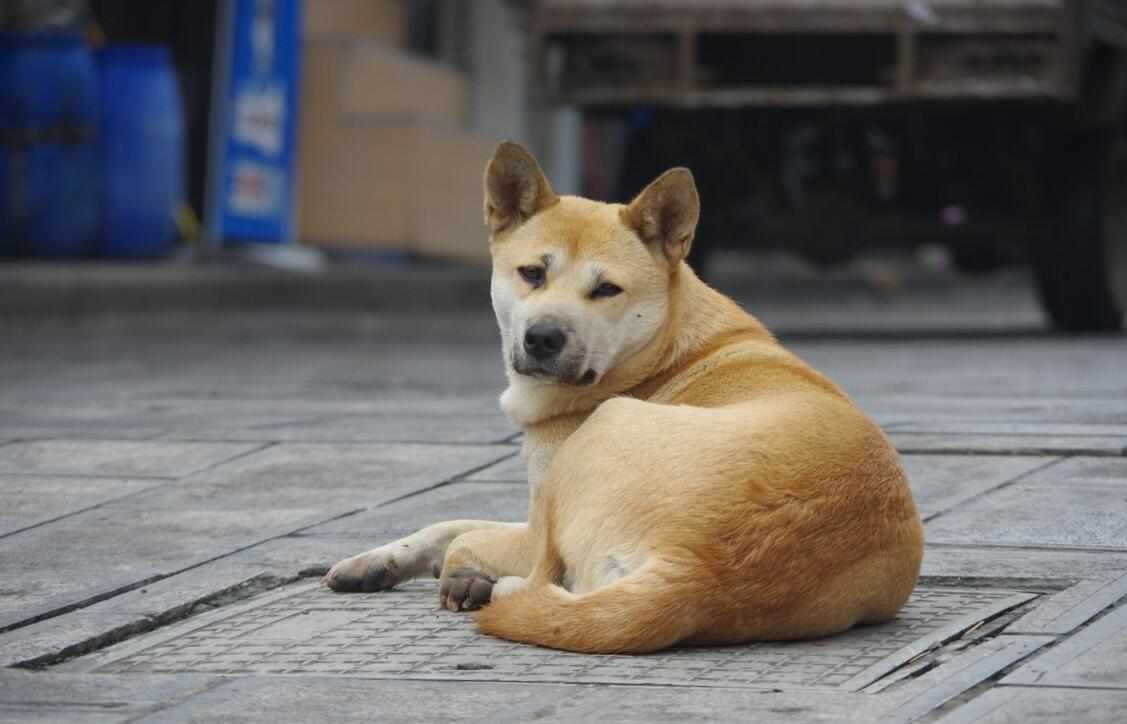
[513,320,597,385]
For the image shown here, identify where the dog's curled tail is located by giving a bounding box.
[475,560,703,654]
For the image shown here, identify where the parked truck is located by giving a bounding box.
[529,0,1127,331]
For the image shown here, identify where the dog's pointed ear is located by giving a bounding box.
[484,142,559,234]
[622,167,700,266]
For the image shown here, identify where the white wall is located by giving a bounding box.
[465,0,580,195]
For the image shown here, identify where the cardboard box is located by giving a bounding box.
[303,0,406,47]
[298,121,496,265]
[297,32,486,262]
[303,39,467,125]
[413,128,497,265]
[298,122,415,251]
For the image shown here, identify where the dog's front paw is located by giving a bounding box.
[439,568,496,612]
[323,549,411,593]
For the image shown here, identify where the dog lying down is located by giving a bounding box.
[324,142,924,654]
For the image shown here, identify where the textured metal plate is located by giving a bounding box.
[86,583,1034,691]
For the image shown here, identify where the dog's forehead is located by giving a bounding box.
[517,196,643,263]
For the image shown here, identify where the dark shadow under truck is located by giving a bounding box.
[530,0,1127,331]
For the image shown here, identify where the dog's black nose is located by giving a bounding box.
[524,322,566,361]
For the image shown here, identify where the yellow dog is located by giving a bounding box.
[325,142,924,654]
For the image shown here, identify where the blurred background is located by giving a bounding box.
[1,0,1125,333]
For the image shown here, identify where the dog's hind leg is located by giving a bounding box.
[323,521,525,593]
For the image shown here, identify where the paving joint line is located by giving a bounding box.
[0,471,173,481]
[921,457,1068,523]
[361,449,521,510]
[120,676,238,724]
[925,541,1127,554]
[152,437,520,448]
[178,440,277,478]
[888,428,1127,438]
[0,480,174,541]
[994,682,1127,691]
[0,442,278,542]
[897,448,1124,458]
[0,449,517,639]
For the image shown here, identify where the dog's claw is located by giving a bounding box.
[440,568,496,611]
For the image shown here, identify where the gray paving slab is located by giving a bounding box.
[0,440,264,478]
[0,669,220,724]
[548,685,895,723]
[926,458,1127,549]
[889,433,1126,456]
[0,411,161,440]
[921,544,1127,581]
[1003,601,1127,688]
[0,336,505,408]
[888,422,1127,436]
[161,443,516,513]
[126,678,680,724]
[936,686,1127,724]
[793,338,1127,400]
[465,454,527,482]
[1007,572,1127,635]
[0,475,161,538]
[302,482,529,537]
[227,535,383,574]
[0,397,508,444]
[0,444,510,631]
[901,455,1050,520]
[0,401,294,442]
[856,395,1127,428]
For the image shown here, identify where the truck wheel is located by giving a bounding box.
[1031,130,1127,332]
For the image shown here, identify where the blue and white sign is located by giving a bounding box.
[206,0,301,245]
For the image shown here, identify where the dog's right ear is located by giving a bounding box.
[484,142,559,234]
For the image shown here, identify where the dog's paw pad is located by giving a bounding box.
[323,554,402,593]
[440,568,496,612]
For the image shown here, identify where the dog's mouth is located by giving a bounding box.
[512,355,599,386]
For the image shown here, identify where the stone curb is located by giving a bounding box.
[0,261,493,320]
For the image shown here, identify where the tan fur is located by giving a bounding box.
[325,142,924,654]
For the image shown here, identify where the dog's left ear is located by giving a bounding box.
[622,167,700,267]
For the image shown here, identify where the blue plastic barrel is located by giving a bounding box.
[98,45,184,258]
[0,32,101,258]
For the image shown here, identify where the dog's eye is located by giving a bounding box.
[518,266,545,287]
[591,282,623,299]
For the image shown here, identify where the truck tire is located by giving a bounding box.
[1031,130,1127,332]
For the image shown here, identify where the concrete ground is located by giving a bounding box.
[1,256,1125,722]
